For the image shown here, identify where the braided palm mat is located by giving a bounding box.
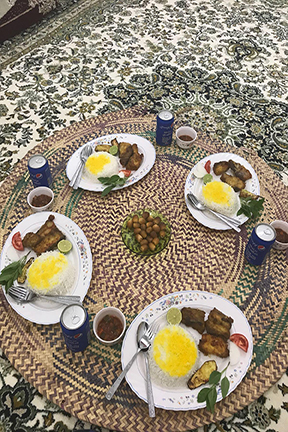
[0,107,287,432]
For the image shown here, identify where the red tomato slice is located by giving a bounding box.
[119,169,131,178]
[204,160,211,173]
[12,232,24,251]
[230,333,249,352]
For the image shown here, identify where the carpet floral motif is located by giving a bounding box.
[0,0,287,431]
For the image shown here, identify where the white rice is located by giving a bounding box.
[83,151,119,183]
[26,250,74,295]
[200,181,239,217]
[148,325,199,389]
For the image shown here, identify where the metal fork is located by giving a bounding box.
[187,193,241,232]
[69,144,93,189]
[8,285,82,305]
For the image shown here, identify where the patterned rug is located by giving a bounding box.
[0,0,287,431]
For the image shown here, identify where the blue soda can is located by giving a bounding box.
[28,154,53,188]
[245,223,276,266]
[60,304,91,352]
[156,110,174,146]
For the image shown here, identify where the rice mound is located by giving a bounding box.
[200,180,239,216]
[149,325,199,389]
[84,151,119,183]
[27,250,74,295]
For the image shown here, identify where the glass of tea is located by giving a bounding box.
[175,126,197,149]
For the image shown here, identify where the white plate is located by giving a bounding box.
[184,153,260,230]
[66,133,156,191]
[0,212,92,325]
[122,290,253,411]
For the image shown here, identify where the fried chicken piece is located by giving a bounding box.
[239,189,259,200]
[181,307,206,334]
[228,160,252,181]
[198,334,229,358]
[220,172,245,192]
[119,142,133,166]
[187,360,217,389]
[213,161,229,176]
[95,144,111,152]
[205,308,234,341]
[126,143,143,171]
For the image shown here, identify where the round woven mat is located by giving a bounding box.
[0,107,287,432]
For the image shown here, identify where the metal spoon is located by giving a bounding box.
[105,321,151,401]
[69,144,93,189]
[141,322,155,417]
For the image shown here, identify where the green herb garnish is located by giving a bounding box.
[237,197,264,219]
[98,175,128,196]
[0,252,30,293]
[197,364,230,413]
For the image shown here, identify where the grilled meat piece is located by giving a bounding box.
[220,172,245,192]
[181,307,206,334]
[239,189,259,200]
[95,144,111,152]
[126,143,143,171]
[187,360,217,390]
[198,333,229,358]
[119,142,133,166]
[205,308,233,341]
[228,160,252,181]
[213,161,229,176]
[22,232,42,248]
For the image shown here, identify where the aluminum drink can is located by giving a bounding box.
[245,223,276,265]
[28,154,53,188]
[60,304,91,352]
[156,110,174,146]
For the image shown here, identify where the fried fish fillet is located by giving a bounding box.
[198,334,229,358]
[205,308,234,341]
[213,161,229,176]
[228,159,252,181]
[119,142,133,166]
[126,143,143,171]
[181,307,206,334]
[220,172,245,192]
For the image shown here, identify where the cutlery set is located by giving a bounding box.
[8,285,82,305]
[69,144,93,189]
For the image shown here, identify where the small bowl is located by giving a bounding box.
[93,307,126,346]
[270,220,288,250]
[176,126,197,149]
[27,187,54,212]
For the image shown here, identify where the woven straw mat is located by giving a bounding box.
[0,107,287,432]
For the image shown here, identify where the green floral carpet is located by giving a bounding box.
[0,0,287,431]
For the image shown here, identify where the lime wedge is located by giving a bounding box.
[57,239,72,254]
[109,145,118,156]
[166,307,182,325]
[203,173,213,184]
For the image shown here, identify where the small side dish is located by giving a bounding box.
[270,220,288,250]
[93,307,126,346]
[27,186,54,212]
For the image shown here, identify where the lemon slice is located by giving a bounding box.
[57,239,72,254]
[166,307,182,325]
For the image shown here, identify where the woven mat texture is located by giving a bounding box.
[0,107,287,432]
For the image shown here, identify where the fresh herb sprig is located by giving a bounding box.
[98,175,128,196]
[237,197,264,219]
[197,364,230,413]
[0,252,30,293]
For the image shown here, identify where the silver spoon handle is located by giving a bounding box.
[206,208,241,232]
[39,295,82,304]
[70,161,85,189]
[105,349,140,400]
[144,351,155,417]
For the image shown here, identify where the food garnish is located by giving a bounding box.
[194,163,207,178]
[109,145,118,156]
[98,175,128,196]
[237,196,264,219]
[204,160,211,173]
[0,252,30,292]
[166,307,182,325]
[197,364,230,413]
[203,173,213,185]
[12,232,24,251]
[57,239,72,254]
[230,333,249,352]
[188,360,217,390]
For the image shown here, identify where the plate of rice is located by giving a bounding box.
[66,133,156,192]
[121,290,253,411]
[184,153,260,230]
[0,212,92,325]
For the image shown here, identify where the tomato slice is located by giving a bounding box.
[204,160,211,173]
[230,333,249,352]
[119,169,131,178]
[12,232,24,251]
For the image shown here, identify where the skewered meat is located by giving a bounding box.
[228,160,252,181]
[187,360,217,389]
[220,172,245,192]
[126,143,143,171]
[198,333,229,358]
[205,308,233,341]
[213,161,229,176]
[181,307,206,334]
